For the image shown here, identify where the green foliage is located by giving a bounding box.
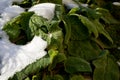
[70,75,85,80]
[67,40,101,61]
[93,50,119,80]
[2,0,120,80]
[71,14,98,38]
[3,12,34,44]
[65,57,92,73]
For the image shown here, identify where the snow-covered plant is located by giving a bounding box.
[0,34,47,80]
[0,5,25,29]
[0,1,56,80]
[0,0,119,80]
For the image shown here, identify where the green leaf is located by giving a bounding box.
[32,0,62,5]
[93,50,120,80]
[48,49,58,63]
[9,55,50,80]
[28,14,49,38]
[25,77,30,80]
[70,75,85,80]
[93,19,113,43]
[64,57,92,73]
[69,14,98,38]
[68,15,90,40]
[52,74,64,80]
[3,22,21,40]
[96,8,119,24]
[62,15,72,44]
[29,14,63,50]
[32,75,39,80]
[48,53,66,70]
[3,12,34,43]
[54,4,63,20]
[69,6,101,19]
[69,7,80,14]
[68,40,101,61]
[47,20,63,50]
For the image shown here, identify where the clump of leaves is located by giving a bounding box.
[2,0,120,80]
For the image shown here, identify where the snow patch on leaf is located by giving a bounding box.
[28,3,55,21]
[0,33,47,80]
[0,5,25,29]
[0,1,49,80]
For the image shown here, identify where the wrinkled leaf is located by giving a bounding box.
[65,57,92,73]
[9,55,50,80]
[29,14,63,50]
[3,12,34,43]
[93,50,119,80]
[29,14,49,38]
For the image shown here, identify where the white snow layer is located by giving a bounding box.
[0,1,49,80]
[113,2,120,6]
[0,32,47,80]
[28,3,55,21]
[62,0,88,9]
[0,0,23,14]
[117,61,120,66]
[62,0,79,9]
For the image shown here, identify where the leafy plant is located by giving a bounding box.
[1,0,120,80]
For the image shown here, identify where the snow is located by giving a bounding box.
[0,33,47,80]
[28,3,55,21]
[117,61,120,66]
[0,0,12,14]
[0,0,23,14]
[1,5,24,19]
[12,0,23,3]
[0,4,25,29]
[63,0,79,9]
[63,0,88,9]
[0,1,49,80]
[113,2,120,6]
